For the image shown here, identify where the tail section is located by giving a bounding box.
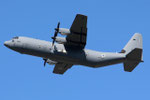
[121,33,143,72]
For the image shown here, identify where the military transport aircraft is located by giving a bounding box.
[4,14,143,74]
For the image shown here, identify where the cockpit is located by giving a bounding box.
[12,36,19,42]
[4,36,22,49]
[12,36,19,39]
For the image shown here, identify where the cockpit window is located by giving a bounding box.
[12,36,19,39]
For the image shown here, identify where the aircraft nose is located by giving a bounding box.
[4,41,9,47]
[4,41,11,47]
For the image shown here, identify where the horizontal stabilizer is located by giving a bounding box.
[124,61,140,72]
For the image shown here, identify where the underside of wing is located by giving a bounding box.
[53,63,73,74]
[66,14,87,49]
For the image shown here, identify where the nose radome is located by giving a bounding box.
[4,41,9,47]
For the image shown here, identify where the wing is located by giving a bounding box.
[53,63,73,74]
[66,14,87,49]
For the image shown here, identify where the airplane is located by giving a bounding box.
[4,14,143,74]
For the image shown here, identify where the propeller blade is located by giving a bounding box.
[43,59,47,67]
[57,22,60,29]
[52,39,55,46]
[52,22,60,46]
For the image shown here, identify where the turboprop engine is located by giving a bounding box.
[47,59,57,65]
[43,59,57,66]
[52,37,66,44]
[51,22,70,46]
[58,28,70,35]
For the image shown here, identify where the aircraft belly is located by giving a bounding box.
[46,49,100,66]
[48,51,85,64]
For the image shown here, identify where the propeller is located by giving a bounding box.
[43,58,47,67]
[52,22,60,46]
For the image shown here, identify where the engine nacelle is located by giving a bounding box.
[47,59,57,65]
[58,28,70,35]
[55,37,67,44]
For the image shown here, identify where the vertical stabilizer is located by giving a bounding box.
[121,33,143,72]
[123,33,143,55]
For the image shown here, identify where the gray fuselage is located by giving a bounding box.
[4,37,126,67]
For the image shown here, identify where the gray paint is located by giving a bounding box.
[4,36,126,67]
[3,13,143,74]
[4,32,143,74]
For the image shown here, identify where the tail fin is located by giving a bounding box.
[121,33,143,72]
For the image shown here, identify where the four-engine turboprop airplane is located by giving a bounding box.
[4,14,143,74]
